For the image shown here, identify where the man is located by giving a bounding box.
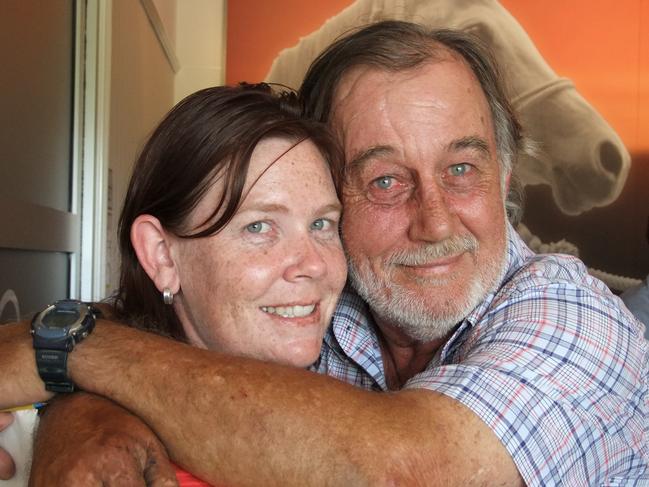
[1,21,647,486]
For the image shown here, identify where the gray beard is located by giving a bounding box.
[347,232,507,342]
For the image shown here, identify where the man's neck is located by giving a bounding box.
[374,319,446,390]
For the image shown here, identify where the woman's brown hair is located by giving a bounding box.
[114,83,343,339]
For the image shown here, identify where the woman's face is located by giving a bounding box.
[171,137,347,367]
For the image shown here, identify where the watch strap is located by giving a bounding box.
[34,348,75,393]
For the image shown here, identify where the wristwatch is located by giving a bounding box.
[31,300,99,393]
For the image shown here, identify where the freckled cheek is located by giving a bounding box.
[180,246,218,290]
[225,254,280,301]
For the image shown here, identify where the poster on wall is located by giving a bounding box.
[228,0,649,294]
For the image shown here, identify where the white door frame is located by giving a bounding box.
[71,0,112,301]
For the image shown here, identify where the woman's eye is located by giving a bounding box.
[310,218,333,231]
[246,221,271,234]
[372,176,394,190]
[449,163,471,177]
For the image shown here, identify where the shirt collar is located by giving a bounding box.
[330,222,532,378]
[330,285,388,389]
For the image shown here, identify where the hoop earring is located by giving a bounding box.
[163,288,174,305]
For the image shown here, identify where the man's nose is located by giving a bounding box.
[283,236,327,281]
[408,184,455,243]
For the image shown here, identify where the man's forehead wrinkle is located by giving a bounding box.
[331,66,390,124]
[333,73,393,162]
[333,60,489,170]
[382,89,444,166]
[333,57,465,119]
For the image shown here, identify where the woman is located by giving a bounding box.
[118,83,348,485]
[0,83,348,486]
[115,82,346,367]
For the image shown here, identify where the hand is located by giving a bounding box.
[0,412,16,480]
[29,393,178,486]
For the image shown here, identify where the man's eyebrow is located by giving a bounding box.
[346,145,395,169]
[449,136,491,156]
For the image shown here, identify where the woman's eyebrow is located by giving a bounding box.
[239,201,342,215]
[317,202,343,214]
[239,203,289,214]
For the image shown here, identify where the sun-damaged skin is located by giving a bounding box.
[1,320,521,486]
[0,57,523,486]
[29,393,177,487]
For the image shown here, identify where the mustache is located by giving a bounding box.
[387,235,479,266]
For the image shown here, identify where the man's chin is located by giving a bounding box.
[350,280,466,342]
[349,263,499,342]
[376,289,481,341]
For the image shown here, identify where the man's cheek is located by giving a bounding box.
[342,206,399,258]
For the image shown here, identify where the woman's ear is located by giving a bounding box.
[130,215,180,294]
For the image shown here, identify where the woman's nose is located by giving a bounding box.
[283,236,327,281]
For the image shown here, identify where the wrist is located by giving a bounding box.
[66,319,136,396]
[31,300,99,393]
[0,321,52,408]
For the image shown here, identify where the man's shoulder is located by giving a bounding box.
[488,248,642,337]
[469,234,645,358]
[503,251,593,291]
[498,230,614,305]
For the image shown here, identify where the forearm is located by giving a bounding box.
[30,392,176,486]
[67,321,521,486]
[0,321,373,485]
[0,322,52,408]
[68,321,366,485]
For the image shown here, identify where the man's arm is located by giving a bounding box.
[30,393,177,486]
[1,320,522,486]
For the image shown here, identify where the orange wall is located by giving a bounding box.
[226,0,355,84]
[227,0,648,152]
[498,0,648,153]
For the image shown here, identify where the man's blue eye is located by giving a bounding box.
[450,164,470,176]
[246,221,270,234]
[373,176,393,189]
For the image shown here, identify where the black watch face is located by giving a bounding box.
[42,307,81,328]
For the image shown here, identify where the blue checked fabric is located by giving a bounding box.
[311,223,649,486]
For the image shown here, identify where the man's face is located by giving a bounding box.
[331,56,509,341]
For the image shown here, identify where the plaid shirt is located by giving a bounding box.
[312,224,649,486]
